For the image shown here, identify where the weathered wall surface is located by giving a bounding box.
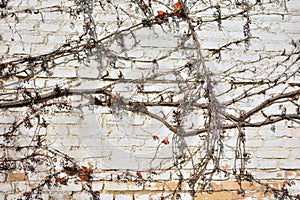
[0,0,299,199]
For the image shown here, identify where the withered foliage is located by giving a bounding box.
[0,0,299,199]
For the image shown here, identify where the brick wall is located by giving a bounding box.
[0,0,299,199]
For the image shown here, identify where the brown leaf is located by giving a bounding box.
[56,177,67,185]
[155,10,166,19]
[81,165,93,175]
[173,2,184,18]
[136,171,142,178]
[173,2,182,10]
[79,175,88,181]
[152,135,159,140]
[162,138,169,145]
[64,166,78,176]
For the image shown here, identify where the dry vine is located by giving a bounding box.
[0,0,299,199]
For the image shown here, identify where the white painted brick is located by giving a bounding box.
[286,0,300,12]
[237,53,260,62]
[6,194,22,200]
[114,60,131,69]
[79,111,101,126]
[0,1,300,198]
[67,148,97,160]
[152,172,171,181]
[61,182,82,192]
[134,61,154,70]
[1,32,22,41]
[255,32,289,41]
[14,181,30,192]
[15,137,32,146]
[105,182,142,191]
[0,45,8,54]
[48,192,66,199]
[291,149,300,159]
[81,138,102,147]
[31,44,55,55]
[22,35,45,43]
[47,125,68,136]
[126,50,144,58]
[85,149,111,160]
[45,116,80,124]
[0,183,14,192]
[263,139,283,147]
[279,160,300,169]
[73,192,91,199]
[115,194,133,200]
[15,23,36,31]
[156,61,175,70]
[43,12,70,20]
[274,129,293,138]
[124,70,143,79]
[9,44,31,54]
[0,173,6,182]
[144,83,174,92]
[74,80,108,90]
[107,138,145,147]
[201,41,223,49]
[196,30,227,40]
[41,0,61,8]
[27,172,39,181]
[91,182,104,190]
[79,67,99,78]
[284,139,300,147]
[252,171,284,180]
[92,172,112,181]
[257,160,278,169]
[245,159,259,169]
[265,43,293,52]
[99,158,140,170]
[0,115,15,123]
[256,149,290,159]
[40,23,60,32]
[246,139,263,147]
[114,83,133,92]
[140,39,178,48]
[48,35,67,44]
[62,24,83,33]
[99,194,114,199]
[49,137,79,147]
[51,67,76,78]
[71,127,102,137]
[134,194,149,200]
[221,20,245,31]
[178,193,193,200]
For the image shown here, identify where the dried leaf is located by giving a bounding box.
[136,171,142,178]
[162,138,169,145]
[79,175,88,181]
[56,177,67,185]
[155,10,166,19]
[174,2,182,10]
[152,135,159,140]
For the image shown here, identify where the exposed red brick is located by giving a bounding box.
[7,173,28,182]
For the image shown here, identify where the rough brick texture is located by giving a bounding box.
[0,0,299,199]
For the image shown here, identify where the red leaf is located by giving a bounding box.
[136,171,142,178]
[56,177,67,185]
[152,135,159,140]
[173,2,184,18]
[79,175,88,181]
[162,138,169,145]
[174,2,182,11]
[155,10,166,19]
